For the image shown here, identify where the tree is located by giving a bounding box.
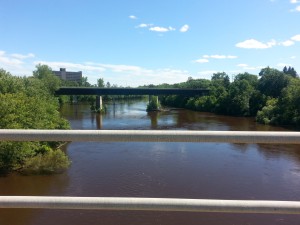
[211,72,230,88]
[234,72,258,88]
[277,78,300,126]
[79,76,91,87]
[0,69,70,174]
[283,66,297,78]
[258,67,290,98]
[256,98,279,125]
[97,78,105,88]
[33,64,61,95]
[226,80,254,116]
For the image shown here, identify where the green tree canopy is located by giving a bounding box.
[97,78,105,87]
[33,64,61,95]
[0,68,70,173]
[258,67,290,98]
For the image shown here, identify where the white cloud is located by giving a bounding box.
[35,61,106,73]
[227,55,238,59]
[0,51,24,66]
[236,63,265,70]
[149,26,175,32]
[194,59,209,63]
[291,34,300,41]
[129,15,137,19]
[136,23,153,28]
[135,23,189,33]
[280,40,295,46]
[11,53,35,59]
[0,51,35,75]
[180,24,189,33]
[291,56,296,59]
[237,64,248,67]
[34,60,189,86]
[203,54,237,59]
[105,67,189,86]
[236,39,277,49]
[291,5,300,11]
[98,63,142,73]
[290,0,300,3]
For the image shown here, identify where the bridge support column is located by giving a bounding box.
[96,96,103,111]
[72,95,78,104]
[147,95,160,111]
[148,95,158,105]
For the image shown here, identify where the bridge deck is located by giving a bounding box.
[55,87,209,96]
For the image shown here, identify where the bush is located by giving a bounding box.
[256,98,279,125]
[21,149,71,175]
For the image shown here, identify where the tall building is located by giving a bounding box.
[53,68,82,82]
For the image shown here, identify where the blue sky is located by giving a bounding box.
[0,0,300,86]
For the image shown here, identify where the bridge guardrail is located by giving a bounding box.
[1,129,300,214]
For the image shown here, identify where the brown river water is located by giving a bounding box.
[1,100,300,225]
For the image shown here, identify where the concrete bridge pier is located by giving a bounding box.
[148,95,159,105]
[72,95,78,104]
[148,95,160,111]
[96,96,103,111]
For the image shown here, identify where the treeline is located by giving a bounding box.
[144,66,300,127]
[0,65,70,174]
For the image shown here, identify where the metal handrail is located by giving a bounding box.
[1,196,300,214]
[1,129,300,144]
[1,129,300,214]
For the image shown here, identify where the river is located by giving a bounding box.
[1,99,300,225]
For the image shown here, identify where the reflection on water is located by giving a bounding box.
[1,100,300,225]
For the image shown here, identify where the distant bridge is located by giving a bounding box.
[55,87,210,96]
[55,87,210,111]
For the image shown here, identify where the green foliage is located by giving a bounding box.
[0,93,69,129]
[249,90,267,116]
[226,80,254,116]
[258,67,290,98]
[0,142,37,172]
[256,98,279,125]
[0,68,70,174]
[97,78,105,87]
[234,72,258,88]
[211,72,230,88]
[147,96,160,111]
[283,66,298,78]
[277,78,300,126]
[33,64,61,95]
[78,76,91,87]
[22,149,70,175]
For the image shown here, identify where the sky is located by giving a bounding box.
[0,0,300,87]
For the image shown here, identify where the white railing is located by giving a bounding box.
[1,196,300,214]
[1,129,300,144]
[1,129,300,214]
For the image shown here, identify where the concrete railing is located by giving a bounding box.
[1,129,300,214]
